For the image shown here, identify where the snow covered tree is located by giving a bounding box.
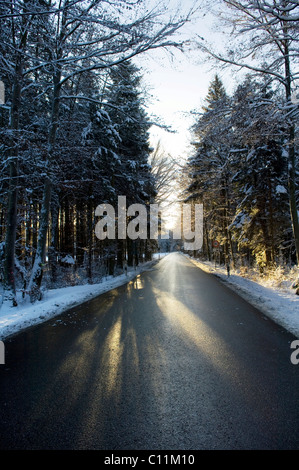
[149,141,178,205]
[229,77,290,268]
[11,0,196,301]
[105,61,155,204]
[202,74,227,112]
[0,0,49,305]
[102,60,156,267]
[184,72,292,269]
[198,0,299,266]
[185,75,235,263]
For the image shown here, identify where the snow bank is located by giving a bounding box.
[0,254,169,340]
[188,256,299,339]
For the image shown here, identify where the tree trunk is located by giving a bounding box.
[117,239,124,268]
[127,238,133,266]
[76,200,86,266]
[287,124,299,266]
[4,167,18,306]
[267,174,276,265]
[3,56,23,305]
[283,14,299,266]
[204,223,211,261]
[27,0,69,299]
[28,72,61,300]
[87,188,93,283]
[3,1,32,305]
[28,178,52,301]
[49,197,59,284]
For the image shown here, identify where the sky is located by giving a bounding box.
[134,0,238,163]
[144,56,213,161]
[132,0,240,228]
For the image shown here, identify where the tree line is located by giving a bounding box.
[0,0,191,305]
[183,0,299,274]
[184,74,295,270]
[1,0,298,306]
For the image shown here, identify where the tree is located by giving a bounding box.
[0,0,45,305]
[149,141,179,205]
[185,75,235,262]
[105,61,155,204]
[229,77,290,268]
[198,0,299,265]
[18,0,197,300]
[103,60,156,267]
[185,72,292,269]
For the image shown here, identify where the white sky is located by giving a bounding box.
[134,0,239,163]
[132,0,243,228]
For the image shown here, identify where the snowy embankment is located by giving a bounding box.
[0,253,168,340]
[187,255,299,339]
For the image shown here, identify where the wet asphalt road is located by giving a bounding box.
[0,252,299,450]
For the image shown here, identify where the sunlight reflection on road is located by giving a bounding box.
[152,284,245,380]
[22,254,271,448]
[102,316,123,396]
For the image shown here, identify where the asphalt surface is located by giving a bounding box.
[0,252,298,450]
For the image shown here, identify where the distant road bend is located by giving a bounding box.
[0,252,298,450]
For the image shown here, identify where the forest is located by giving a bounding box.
[183,0,299,289]
[184,74,296,268]
[0,0,186,306]
[0,0,298,306]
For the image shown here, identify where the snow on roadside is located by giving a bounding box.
[0,254,168,340]
[187,256,299,339]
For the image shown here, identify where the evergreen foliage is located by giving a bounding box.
[184,74,295,270]
[0,0,189,304]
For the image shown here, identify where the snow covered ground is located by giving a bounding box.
[188,256,299,339]
[0,251,298,341]
[0,253,168,340]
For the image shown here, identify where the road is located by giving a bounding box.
[0,252,298,450]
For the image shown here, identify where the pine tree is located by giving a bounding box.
[229,77,290,268]
[185,75,235,262]
[202,74,227,112]
[103,61,156,266]
[199,0,299,266]
[105,61,155,205]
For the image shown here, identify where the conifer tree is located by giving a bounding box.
[229,77,290,268]
[185,75,235,262]
[103,61,155,266]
